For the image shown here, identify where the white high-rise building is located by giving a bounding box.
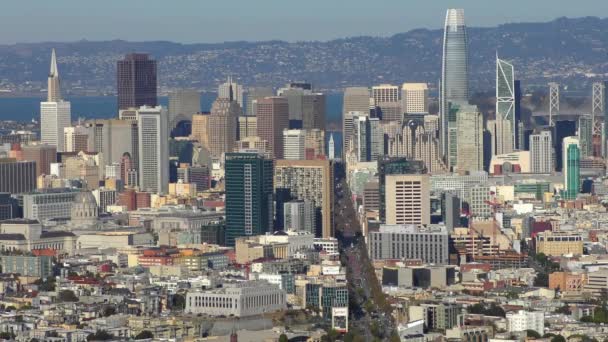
[487,118,513,156]
[506,310,544,335]
[401,83,429,114]
[440,8,469,160]
[328,133,335,160]
[137,106,169,194]
[218,76,244,108]
[41,49,71,152]
[283,129,306,160]
[63,126,90,153]
[530,130,553,173]
[284,200,316,234]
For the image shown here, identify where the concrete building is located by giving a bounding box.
[283,200,316,234]
[238,116,257,139]
[385,174,430,225]
[506,310,544,335]
[21,144,56,177]
[0,219,76,254]
[138,106,169,194]
[87,118,138,168]
[22,189,79,221]
[368,224,449,264]
[218,76,244,108]
[246,87,273,116]
[342,87,370,115]
[185,281,286,317]
[487,118,513,156]
[530,130,553,173]
[117,53,157,110]
[168,89,200,129]
[0,159,36,194]
[283,129,306,160]
[305,129,325,159]
[274,159,333,238]
[409,303,460,331]
[372,84,401,123]
[456,105,483,173]
[256,97,289,159]
[63,126,90,153]
[401,83,429,114]
[585,269,608,295]
[535,231,583,256]
[0,255,53,278]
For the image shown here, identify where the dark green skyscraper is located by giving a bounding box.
[378,157,427,222]
[225,153,274,246]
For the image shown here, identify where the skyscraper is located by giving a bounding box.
[0,159,36,194]
[256,97,290,159]
[117,53,157,110]
[456,105,483,173]
[41,49,71,152]
[246,87,274,116]
[343,87,370,114]
[496,57,516,151]
[218,76,245,109]
[372,84,401,123]
[283,129,306,160]
[487,118,513,156]
[137,106,169,194]
[563,136,580,200]
[207,97,241,158]
[355,116,383,162]
[225,152,273,246]
[21,144,57,177]
[47,49,61,102]
[385,174,430,225]
[274,159,333,238]
[440,8,469,159]
[401,83,429,114]
[578,115,593,158]
[168,90,200,129]
[530,130,553,173]
[377,157,427,222]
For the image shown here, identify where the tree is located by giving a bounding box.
[134,331,154,340]
[87,330,113,341]
[580,315,594,322]
[172,293,186,310]
[102,306,116,317]
[551,336,566,342]
[0,332,15,340]
[526,330,541,338]
[555,305,571,315]
[57,290,79,302]
[278,334,288,342]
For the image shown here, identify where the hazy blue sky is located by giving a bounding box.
[2,0,608,44]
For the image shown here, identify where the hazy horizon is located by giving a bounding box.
[2,1,608,44]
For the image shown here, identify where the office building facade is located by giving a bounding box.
[138,106,169,194]
[117,53,157,110]
[225,153,274,246]
[256,97,289,159]
[385,174,430,225]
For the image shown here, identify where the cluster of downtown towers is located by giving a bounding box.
[36,9,588,246]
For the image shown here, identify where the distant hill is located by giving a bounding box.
[1,16,608,95]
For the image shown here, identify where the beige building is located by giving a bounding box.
[305,129,325,158]
[401,83,429,113]
[385,174,430,225]
[190,98,240,158]
[456,105,484,173]
[238,116,257,139]
[535,231,583,257]
[274,159,334,237]
[235,237,288,264]
[487,118,514,156]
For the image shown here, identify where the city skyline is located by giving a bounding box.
[1,1,608,44]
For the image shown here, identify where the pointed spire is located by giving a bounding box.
[47,48,62,102]
[50,48,59,77]
[229,83,234,102]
